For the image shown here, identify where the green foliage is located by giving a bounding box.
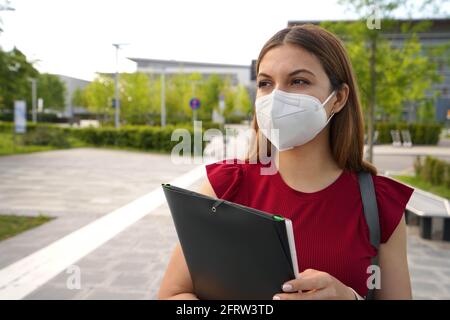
[394,174,450,199]
[73,124,204,153]
[83,75,115,121]
[197,73,222,120]
[413,156,450,191]
[223,84,252,119]
[0,111,68,123]
[0,47,39,112]
[0,214,54,242]
[413,155,422,176]
[79,71,247,126]
[321,19,443,121]
[416,99,436,123]
[0,133,56,156]
[37,73,67,111]
[71,87,86,107]
[374,122,441,144]
[0,121,223,154]
[120,73,152,125]
[22,125,70,148]
[324,0,448,124]
[0,121,37,133]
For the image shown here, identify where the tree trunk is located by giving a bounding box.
[367,36,376,163]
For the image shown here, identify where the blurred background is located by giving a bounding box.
[0,0,449,300]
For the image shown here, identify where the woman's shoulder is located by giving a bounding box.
[370,174,414,243]
[205,158,254,200]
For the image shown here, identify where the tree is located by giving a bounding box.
[37,73,66,111]
[197,74,222,120]
[0,47,38,114]
[222,84,252,120]
[165,72,201,122]
[83,75,114,123]
[71,87,86,107]
[79,71,253,126]
[322,0,448,162]
[119,72,152,125]
[234,85,252,116]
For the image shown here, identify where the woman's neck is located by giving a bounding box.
[274,129,343,193]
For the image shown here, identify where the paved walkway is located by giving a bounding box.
[23,185,202,300]
[0,149,199,271]
[0,131,449,299]
[23,200,195,300]
[0,148,196,218]
[372,144,450,157]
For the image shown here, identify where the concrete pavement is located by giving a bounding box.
[0,131,449,299]
[0,148,198,270]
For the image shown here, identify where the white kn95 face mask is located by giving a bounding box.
[255,89,336,151]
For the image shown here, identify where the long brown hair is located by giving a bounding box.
[246,24,377,175]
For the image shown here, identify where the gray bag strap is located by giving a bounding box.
[358,171,380,300]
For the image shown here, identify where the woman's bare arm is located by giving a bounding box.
[157,243,197,300]
[157,178,217,300]
[375,215,412,299]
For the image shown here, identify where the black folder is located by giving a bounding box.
[162,183,299,300]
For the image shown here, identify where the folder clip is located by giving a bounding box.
[211,199,224,213]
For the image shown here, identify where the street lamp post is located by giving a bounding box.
[29,78,37,123]
[161,67,166,127]
[112,43,127,129]
[191,79,201,124]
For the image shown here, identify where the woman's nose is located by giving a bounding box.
[274,84,289,92]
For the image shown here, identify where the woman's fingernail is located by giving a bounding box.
[273,295,281,300]
[282,284,293,292]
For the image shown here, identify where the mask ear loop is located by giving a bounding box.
[325,110,335,125]
[323,90,336,125]
[322,90,336,107]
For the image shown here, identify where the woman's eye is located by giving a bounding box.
[257,81,271,88]
[292,78,310,86]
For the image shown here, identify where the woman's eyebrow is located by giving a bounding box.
[257,72,272,79]
[257,68,315,79]
[288,69,315,77]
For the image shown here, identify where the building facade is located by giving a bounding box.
[129,58,252,87]
[56,74,91,118]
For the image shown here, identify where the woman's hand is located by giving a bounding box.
[273,269,357,300]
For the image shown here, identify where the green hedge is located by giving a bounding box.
[70,125,206,152]
[375,122,442,145]
[0,122,38,133]
[0,112,69,123]
[0,121,215,153]
[414,156,450,189]
[22,125,71,148]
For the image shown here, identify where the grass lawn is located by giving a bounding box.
[0,214,54,242]
[0,132,86,156]
[393,175,450,199]
[0,132,55,156]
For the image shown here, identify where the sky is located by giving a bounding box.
[0,0,448,81]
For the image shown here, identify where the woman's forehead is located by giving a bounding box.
[259,44,323,77]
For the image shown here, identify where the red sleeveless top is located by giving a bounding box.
[205,159,414,297]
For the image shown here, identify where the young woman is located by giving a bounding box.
[158,24,414,300]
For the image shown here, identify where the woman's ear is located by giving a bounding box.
[332,83,349,113]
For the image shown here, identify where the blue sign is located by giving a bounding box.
[189,98,201,110]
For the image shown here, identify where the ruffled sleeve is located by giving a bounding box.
[372,175,414,243]
[205,160,244,201]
